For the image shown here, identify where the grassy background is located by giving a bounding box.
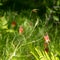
[0,9,60,60]
[0,0,60,60]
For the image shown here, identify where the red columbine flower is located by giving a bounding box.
[44,34,50,43]
[11,21,16,28]
[44,33,50,53]
[19,26,23,34]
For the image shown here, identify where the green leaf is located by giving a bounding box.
[44,52,50,60]
[53,16,59,21]
[0,3,3,6]
[47,7,52,14]
[35,47,43,59]
[2,25,8,29]
[57,0,60,6]
[0,16,7,25]
[30,51,39,60]
[6,29,15,33]
[51,52,55,60]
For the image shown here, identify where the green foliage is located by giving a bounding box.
[0,16,8,29]
[31,47,60,60]
[0,3,3,6]
[0,0,60,60]
[53,15,59,21]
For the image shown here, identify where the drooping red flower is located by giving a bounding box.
[19,26,23,34]
[44,34,50,43]
[11,21,16,28]
[43,33,50,53]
